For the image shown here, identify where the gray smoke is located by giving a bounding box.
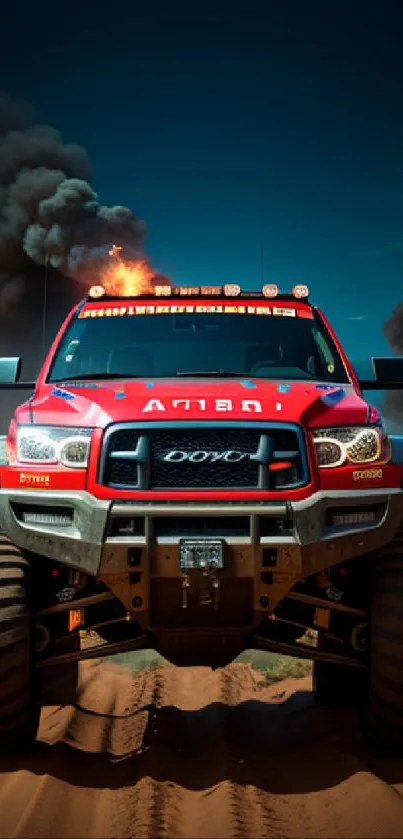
[384,304,403,355]
[0,91,146,309]
[0,272,25,317]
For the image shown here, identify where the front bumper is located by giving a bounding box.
[0,487,402,577]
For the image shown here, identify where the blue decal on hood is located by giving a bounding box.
[114,390,126,400]
[240,380,256,389]
[277,383,291,394]
[146,382,154,388]
[52,388,75,401]
[320,388,346,407]
[315,384,334,390]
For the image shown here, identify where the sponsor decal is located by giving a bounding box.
[141,398,263,413]
[52,387,75,401]
[272,306,296,317]
[19,472,50,487]
[79,304,274,317]
[353,468,383,481]
[240,380,256,389]
[277,383,291,394]
[79,304,314,319]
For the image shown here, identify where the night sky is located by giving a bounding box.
[1,0,403,365]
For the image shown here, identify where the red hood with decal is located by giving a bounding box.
[15,377,368,428]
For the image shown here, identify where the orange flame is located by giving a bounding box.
[101,245,157,296]
[108,244,122,257]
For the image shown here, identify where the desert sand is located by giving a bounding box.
[1,654,403,838]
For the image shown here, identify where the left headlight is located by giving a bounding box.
[16,426,94,468]
[311,425,391,469]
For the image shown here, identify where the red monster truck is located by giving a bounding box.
[0,281,402,753]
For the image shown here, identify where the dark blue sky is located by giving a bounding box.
[1,0,403,364]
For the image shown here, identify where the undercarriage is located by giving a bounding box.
[33,550,370,673]
[0,485,394,673]
[1,480,401,754]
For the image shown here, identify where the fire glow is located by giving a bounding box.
[99,244,165,297]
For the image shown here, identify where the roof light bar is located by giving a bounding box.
[223,284,241,296]
[86,283,310,301]
[88,285,106,299]
[262,284,279,298]
[292,284,309,299]
[154,285,172,296]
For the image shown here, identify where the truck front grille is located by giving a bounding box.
[99,422,308,491]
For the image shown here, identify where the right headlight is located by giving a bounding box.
[311,425,391,469]
[16,425,93,468]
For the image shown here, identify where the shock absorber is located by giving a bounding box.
[181,573,190,608]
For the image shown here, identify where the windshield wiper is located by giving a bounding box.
[50,370,249,383]
[175,370,246,377]
[50,373,142,382]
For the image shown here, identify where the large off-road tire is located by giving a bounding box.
[0,535,40,751]
[366,528,403,755]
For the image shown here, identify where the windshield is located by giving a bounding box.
[47,305,350,383]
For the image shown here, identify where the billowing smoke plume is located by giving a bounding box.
[0,91,146,308]
[382,304,403,426]
[384,304,403,355]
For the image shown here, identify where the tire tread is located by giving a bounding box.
[0,537,39,751]
[368,527,403,755]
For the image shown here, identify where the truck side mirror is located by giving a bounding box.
[0,357,22,384]
[371,356,403,384]
[358,356,403,390]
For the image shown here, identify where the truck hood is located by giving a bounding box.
[20,377,369,428]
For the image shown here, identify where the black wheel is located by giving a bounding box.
[0,535,40,752]
[366,527,403,755]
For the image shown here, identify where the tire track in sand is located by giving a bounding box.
[1,657,403,837]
